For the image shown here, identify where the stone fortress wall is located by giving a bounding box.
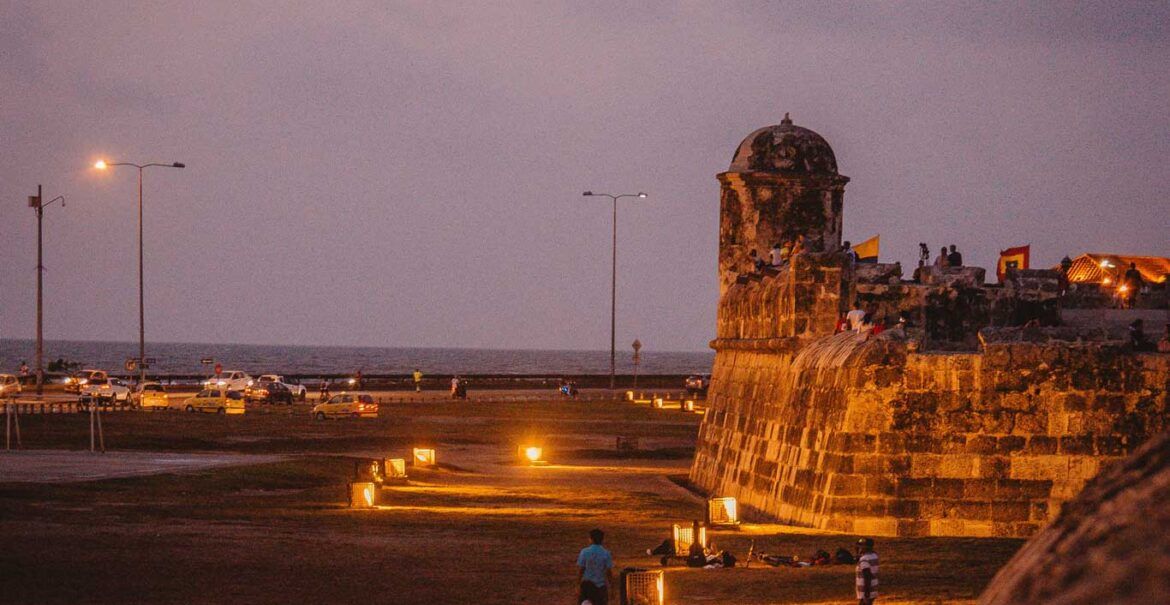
[689,115,1170,537]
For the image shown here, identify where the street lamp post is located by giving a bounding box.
[582,191,647,393]
[28,186,65,396]
[94,160,185,385]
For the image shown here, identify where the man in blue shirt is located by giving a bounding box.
[577,528,614,605]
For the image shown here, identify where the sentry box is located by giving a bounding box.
[707,496,739,527]
[412,448,436,467]
[348,482,376,509]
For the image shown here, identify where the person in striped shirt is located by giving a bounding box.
[856,537,878,604]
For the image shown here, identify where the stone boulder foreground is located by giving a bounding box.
[690,113,1170,537]
[980,430,1170,604]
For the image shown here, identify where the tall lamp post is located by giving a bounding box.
[28,186,65,396]
[93,160,185,385]
[582,191,647,393]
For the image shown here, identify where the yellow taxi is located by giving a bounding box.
[133,382,169,410]
[180,388,246,415]
[311,392,378,420]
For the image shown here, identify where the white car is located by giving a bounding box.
[258,374,307,400]
[0,374,21,396]
[81,378,131,403]
[203,370,254,392]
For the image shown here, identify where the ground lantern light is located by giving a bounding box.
[412,448,436,467]
[623,568,665,605]
[653,396,665,409]
[348,482,376,508]
[683,399,696,412]
[671,523,707,556]
[707,496,739,527]
[519,445,545,465]
[384,458,407,482]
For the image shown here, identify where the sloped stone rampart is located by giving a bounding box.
[690,332,1170,538]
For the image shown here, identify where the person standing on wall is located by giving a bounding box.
[934,246,949,268]
[412,368,423,392]
[769,242,784,267]
[855,537,879,605]
[846,301,867,332]
[576,528,614,605]
[947,244,963,267]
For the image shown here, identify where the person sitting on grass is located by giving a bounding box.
[577,528,613,605]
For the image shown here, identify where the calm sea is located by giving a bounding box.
[0,339,713,376]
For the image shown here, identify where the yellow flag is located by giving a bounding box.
[853,236,879,263]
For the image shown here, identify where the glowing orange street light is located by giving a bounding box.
[91,158,185,387]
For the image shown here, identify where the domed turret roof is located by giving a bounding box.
[729,113,839,175]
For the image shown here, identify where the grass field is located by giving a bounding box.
[0,398,1023,604]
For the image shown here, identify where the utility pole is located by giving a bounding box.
[29,186,64,396]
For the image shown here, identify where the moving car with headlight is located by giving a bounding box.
[65,369,109,393]
[685,374,710,397]
[257,374,307,400]
[311,392,378,420]
[132,382,169,410]
[202,370,254,392]
[181,389,245,415]
[81,377,131,403]
[0,374,21,396]
[245,380,294,405]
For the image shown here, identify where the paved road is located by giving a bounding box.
[0,450,285,483]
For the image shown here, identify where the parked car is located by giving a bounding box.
[311,392,378,420]
[246,381,294,405]
[202,370,254,392]
[685,374,710,397]
[257,374,306,400]
[132,382,169,410]
[65,369,109,393]
[81,378,131,403]
[0,374,21,396]
[181,389,246,415]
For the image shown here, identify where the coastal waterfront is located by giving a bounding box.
[0,339,713,376]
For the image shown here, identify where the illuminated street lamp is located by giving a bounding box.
[93,160,185,386]
[582,191,647,393]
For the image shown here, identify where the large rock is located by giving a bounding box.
[980,431,1170,604]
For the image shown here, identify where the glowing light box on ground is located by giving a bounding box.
[624,569,665,605]
[348,482,376,508]
[707,496,739,526]
[671,523,707,556]
[384,457,407,481]
[412,448,436,466]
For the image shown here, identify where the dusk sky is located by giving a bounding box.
[1,2,1167,352]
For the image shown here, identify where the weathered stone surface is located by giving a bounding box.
[696,116,1170,538]
[980,431,1170,604]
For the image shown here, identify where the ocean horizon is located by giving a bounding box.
[0,338,714,376]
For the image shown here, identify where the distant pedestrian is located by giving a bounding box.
[934,247,949,268]
[842,241,857,266]
[319,379,331,402]
[918,243,930,267]
[748,249,764,272]
[1123,262,1144,308]
[769,243,784,267]
[355,369,363,390]
[412,368,423,392]
[947,244,963,267]
[577,528,614,605]
[451,376,460,399]
[18,362,29,377]
[790,234,806,257]
[855,537,879,605]
[846,301,866,332]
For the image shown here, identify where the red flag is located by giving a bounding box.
[997,245,1030,283]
